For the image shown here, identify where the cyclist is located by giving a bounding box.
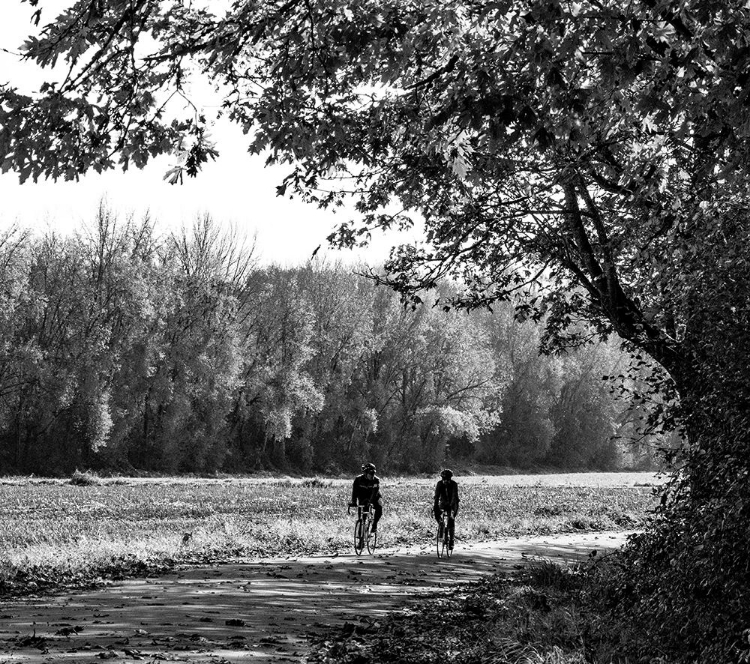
[433,469,460,549]
[349,462,383,534]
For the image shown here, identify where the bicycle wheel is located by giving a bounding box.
[353,519,365,555]
[366,518,378,554]
[436,521,444,558]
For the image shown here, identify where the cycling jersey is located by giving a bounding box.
[351,473,382,505]
[434,478,460,513]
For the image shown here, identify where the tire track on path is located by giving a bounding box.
[0,531,632,664]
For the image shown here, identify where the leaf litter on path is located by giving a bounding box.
[0,532,632,663]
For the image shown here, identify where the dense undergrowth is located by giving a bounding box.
[306,552,678,664]
[308,558,603,664]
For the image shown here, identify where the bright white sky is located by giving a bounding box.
[0,2,418,266]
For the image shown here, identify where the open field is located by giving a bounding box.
[0,473,660,596]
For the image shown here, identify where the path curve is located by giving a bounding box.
[0,531,633,664]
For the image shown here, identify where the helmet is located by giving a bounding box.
[362,463,376,473]
[440,469,453,479]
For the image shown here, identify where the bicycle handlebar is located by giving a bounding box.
[348,503,373,516]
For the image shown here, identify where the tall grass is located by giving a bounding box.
[0,475,656,595]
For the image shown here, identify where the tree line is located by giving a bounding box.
[0,210,662,476]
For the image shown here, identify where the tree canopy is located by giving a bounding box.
[2,1,747,382]
[0,212,643,475]
[3,1,750,660]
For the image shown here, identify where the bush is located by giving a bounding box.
[585,460,750,663]
[69,469,101,486]
[301,477,332,488]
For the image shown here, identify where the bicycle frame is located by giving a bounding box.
[350,503,377,555]
[436,509,454,559]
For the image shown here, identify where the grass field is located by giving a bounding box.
[0,472,660,596]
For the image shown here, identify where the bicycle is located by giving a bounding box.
[436,509,454,559]
[349,503,378,555]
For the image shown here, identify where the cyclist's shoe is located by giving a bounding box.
[449,540,454,550]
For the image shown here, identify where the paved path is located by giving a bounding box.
[0,532,632,663]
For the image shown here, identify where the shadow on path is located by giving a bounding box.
[0,531,631,663]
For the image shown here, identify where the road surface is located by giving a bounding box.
[0,531,632,663]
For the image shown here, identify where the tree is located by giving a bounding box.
[0,225,35,471]
[0,225,120,473]
[139,216,255,472]
[4,1,750,658]
[367,289,500,472]
[475,304,557,468]
[546,342,622,470]
[292,260,380,472]
[475,305,640,471]
[234,266,324,469]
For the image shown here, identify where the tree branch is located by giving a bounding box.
[405,54,459,91]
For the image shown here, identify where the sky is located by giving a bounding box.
[0,2,418,266]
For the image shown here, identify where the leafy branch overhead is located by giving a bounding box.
[4,1,748,383]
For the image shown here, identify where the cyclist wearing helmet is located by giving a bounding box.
[350,463,383,532]
[434,469,460,549]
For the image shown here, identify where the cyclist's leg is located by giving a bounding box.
[372,502,383,531]
[435,502,450,532]
[448,513,455,547]
[354,516,365,554]
[365,509,373,539]
[438,502,449,536]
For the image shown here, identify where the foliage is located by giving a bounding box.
[309,562,593,664]
[583,217,750,662]
[4,0,747,371]
[0,214,656,476]
[69,469,101,486]
[571,216,750,664]
[3,0,744,380]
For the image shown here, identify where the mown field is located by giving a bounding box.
[0,473,660,596]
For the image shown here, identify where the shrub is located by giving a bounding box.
[301,477,331,488]
[69,469,101,486]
